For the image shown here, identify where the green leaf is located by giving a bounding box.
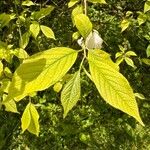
[88,50,144,126]
[74,14,92,38]
[19,32,30,49]
[71,5,83,25]
[0,61,3,76]
[125,51,137,57]
[5,47,78,102]
[125,57,136,68]
[72,32,80,41]
[61,71,80,118]
[14,48,29,59]
[68,0,79,8]
[0,13,15,28]
[27,103,40,136]
[146,44,150,57]
[40,25,55,39]
[30,22,40,39]
[21,103,31,133]
[21,102,39,136]
[22,0,35,6]
[120,19,130,32]
[134,93,145,100]
[137,13,147,26]
[31,6,54,20]
[53,82,63,93]
[87,0,106,4]
[141,58,150,65]
[4,100,18,113]
[144,1,150,13]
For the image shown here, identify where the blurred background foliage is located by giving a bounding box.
[0,0,150,149]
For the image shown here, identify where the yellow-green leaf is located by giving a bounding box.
[5,47,78,102]
[22,0,35,6]
[144,1,150,13]
[68,0,79,8]
[125,57,136,68]
[88,0,106,4]
[21,102,31,133]
[74,14,92,38]
[120,19,130,32]
[14,48,29,59]
[19,32,30,49]
[40,25,55,39]
[53,82,63,93]
[4,99,18,113]
[27,103,39,136]
[137,13,147,26]
[88,50,144,126]
[21,102,39,136]
[61,71,80,118]
[0,61,3,76]
[30,22,40,39]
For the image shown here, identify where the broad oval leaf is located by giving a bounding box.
[19,32,30,49]
[30,22,40,39]
[4,100,18,113]
[88,50,144,125]
[21,102,31,133]
[40,25,55,39]
[120,19,130,32]
[5,47,78,102]
[21,102,39,136]
[74,14,92,38]
[61,71,80,118]
[27,103,40,136]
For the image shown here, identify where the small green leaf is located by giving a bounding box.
[27,103,39,136]
[61,71,80,118]
[141,58,150,65]
[19,32,30,49]
[0,61,3,76]
[120,19,130,32]
[31,6,54,20]
[0,79,11,93]
[146,44,150,57]
[72,32,80,41]
[88,0,106,4]
[144,1,150,13]
[14,48,29,59]
[22,0,35,6]
[21,103,31,133]
[115,52,123,58]
[125,57,136,68]
[53,82,63,93]
[5,47,78,102]
[4,100,18,113]
[68,0,79,8]
[30,22,40,39]
[134,93,145,100]
[137,13,147,26]
[88,50,144,125]
[71,5,83,25]
[125,51,137,57]
[74,14,92,38]
[21,102,39,136]
[40,25,55,39]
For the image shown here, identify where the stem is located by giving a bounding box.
[84,0,87,15]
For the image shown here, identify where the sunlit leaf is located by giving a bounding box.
[125,57,136,68]
[146,44,150,57]
[53,82,63,93]
[5,47,78,102]
[14,48,29,59]
[137,13,147,26]
[61,71,80,118]
[30,22,40,39]
[88,50,144,125]
[0,61,3,76]
[120,19,130,32]
[22,0,35,6]
[88,0,106,4]
[68,0,79,8]
[40,25,55,39]
[74,14,92,38]
[144,1,150,13]
[4,99,18,113]
[19,32,30,49]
